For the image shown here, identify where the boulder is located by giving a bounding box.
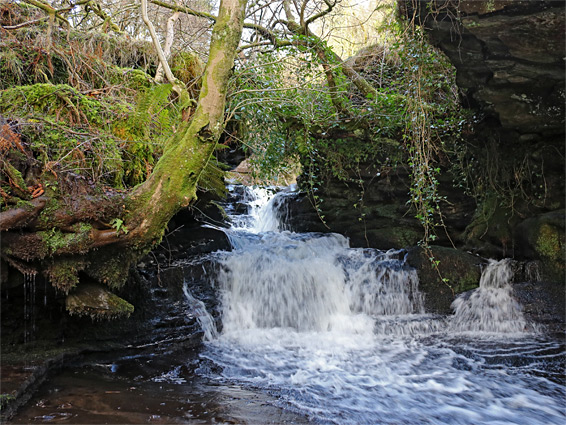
[515,209,565,282]
[65,283,134,320]
[406,246,484,314]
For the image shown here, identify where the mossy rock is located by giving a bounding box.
[516,210,565,283]
[359,226,422,250]
[66,283,134,320]
[464,192,518,257]
[406,246,484,314]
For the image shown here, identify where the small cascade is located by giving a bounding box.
[450,259,528,333]
[342,249,424,316]
[225,185,281,233]
[185,185,565,425]
[217,240,426,334]
[182,281,218,341]
[213,185,428,337]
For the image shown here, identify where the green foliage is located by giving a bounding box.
[110,218,128,235]
[229,22,464,243]
[0,80,182,189]
[114,84,180,186]
[198,156,229,197]
[0,393,16,410]
[170,51,204,91]
[390,24,463,246]
[0,13,158,92]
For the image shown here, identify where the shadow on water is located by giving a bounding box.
[6,186,566,424]
[8,347,310,424]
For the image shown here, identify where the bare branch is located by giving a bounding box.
[140,0,188,103]
[155,10,181,83]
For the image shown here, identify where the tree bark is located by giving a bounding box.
[155,11,181,83]
[1,0,249,305]
[150,0,377,99]
[140,0,188,104]
[126,0,248,247]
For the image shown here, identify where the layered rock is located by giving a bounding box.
[401,0,564,138]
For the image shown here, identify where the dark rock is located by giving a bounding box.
[406,246,484,314]
[65,283,134,320]
[406,0,565,136]
[515,209,565,282]
[513,279,566,335]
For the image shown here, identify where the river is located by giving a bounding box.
[10,185,565,424]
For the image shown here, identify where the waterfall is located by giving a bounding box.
[450,259,528,333]
[213,185,427,337]
[190,185,563,425]
[182,281,218,341]
[217,239,425,334]
[193,186,537,338]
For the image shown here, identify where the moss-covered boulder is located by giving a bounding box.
[65,283,134,320]
[406,246,484,314]
[515,210,565,283]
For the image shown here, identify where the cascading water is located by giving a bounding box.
[191,185,564,425]
[23,272,37,343]
[182,281,218,341]
[450,259,529,333]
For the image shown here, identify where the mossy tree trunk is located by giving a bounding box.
[126,0,248,246]
[0,0,248,317]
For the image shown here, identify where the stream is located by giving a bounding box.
[9,185,566,424]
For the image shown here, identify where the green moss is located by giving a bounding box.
[108,67,154,90]
[66,283,134,320]
[85,249,138,290]
[407,246,482,314]
[39,228,68,254]
[171,51,204,87]
[38,224,92,256]
[0,393,16,411]
[38,197,61,227]
[46,259,82,293]
[106,293,135,316]
[0,81,178,188]
[536,223,562,261]
[15,199,34,211]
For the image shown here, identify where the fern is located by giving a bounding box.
[198,155,228,197]
[128,84,177,141]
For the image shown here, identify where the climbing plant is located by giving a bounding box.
[228,8,465,244]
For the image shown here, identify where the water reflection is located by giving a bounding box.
[9,348,310,424]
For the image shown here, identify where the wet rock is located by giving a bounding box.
[515,209,565,282]
[406,246,484,314]
[403,0,565,137]
[513,280,566,335]
[66,283,134,320]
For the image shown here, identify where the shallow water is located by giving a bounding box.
[9,349,310,424]
[9,186,566,424]
[199,186,566,425]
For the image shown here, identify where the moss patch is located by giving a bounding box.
[407,246,484,314]
[535,222,565,282]
[66,283,134,320]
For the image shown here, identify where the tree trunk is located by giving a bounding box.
[127,0,248,246]
[155,11,180,83]
[1,0,248,315]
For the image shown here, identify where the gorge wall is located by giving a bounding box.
[287,0,564,285]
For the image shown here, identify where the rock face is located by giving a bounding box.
[404,0,565,278]
[292,2,565,263]
[284,164,423,249]
[284,162,476,250]
[406,246,484,314]
[403,0,565,138]
[285,1,564,295]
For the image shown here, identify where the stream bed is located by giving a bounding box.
[9,186,566,424]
